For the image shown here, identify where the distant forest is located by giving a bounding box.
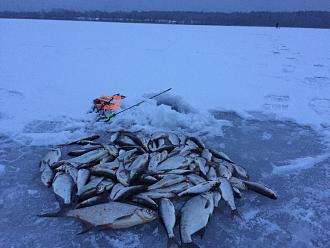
[1,10,330,28]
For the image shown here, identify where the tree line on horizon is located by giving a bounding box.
[1,10,330,28]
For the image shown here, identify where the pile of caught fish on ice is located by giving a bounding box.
[39,130,277,247]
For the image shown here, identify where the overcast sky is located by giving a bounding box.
[1,0,330,12]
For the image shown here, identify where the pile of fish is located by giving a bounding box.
[39,130,277,248]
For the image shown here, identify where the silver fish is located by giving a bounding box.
[185,174,206,185]
[201,149,212,161]
[41,164,55,187]
[116,163,130,186]
[168,133,180,146]
[243,181,277,199]
[148,174,186,190]
[76,169,90,194]
[128,154,149,182]
[112,185,146,201]
[77,176,103,196]
[178,181,218,197]
[59,134,100,146]
[210,149,234,163]
[233,164,249,179]
[207,167,217,181]
[52,172,74,205]
[76,195,107,208]
[213,191,222,208]
[90,163,117,180]
[148,151,168,171]
[67,149,108,165]
[230,177,247,191]
[40,148,61,172]
[180,193,214,246]
[194,157,208,176]
[41,202,157,230]
[109,183,126,201]
[154,182,192,194]
[159,198,179,247]
[218,178,237,214]
[140,191,176,199]
[131,194,159,209]
[157,155,192,171]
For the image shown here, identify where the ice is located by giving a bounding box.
[0,164,5,176]
[272,153,330,175]
[0,18,330,247]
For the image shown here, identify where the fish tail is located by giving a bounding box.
[231,209,241,219]
[38,202,71,218]
[181,242,200,248]
[167,237,180,248]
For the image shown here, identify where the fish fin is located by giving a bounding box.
[76,222,94,235]
[181,242,200,248]
[195,227,206,239]
[231,209,241,219]
[167,237,180,248]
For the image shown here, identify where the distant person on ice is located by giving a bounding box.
[276,22,280,29]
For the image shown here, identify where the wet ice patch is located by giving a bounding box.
[309,98,330,116]
[272,153,330,175]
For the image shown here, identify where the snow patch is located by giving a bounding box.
[272,153,330,174]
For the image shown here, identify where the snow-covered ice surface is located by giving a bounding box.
[1,19,330,247]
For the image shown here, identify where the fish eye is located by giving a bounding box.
[145,209,154,216]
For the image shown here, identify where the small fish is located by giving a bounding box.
[180,193,214,247]
[67,149,108,165]
[59,134,100,146]
[178,181,218,197]
[76,195,107,208]
[159,198,180,247]
[77,176,104,196]
[40,148,61,172]
[229,177,247,191]
[76,169,90,194]
[201,149,212,162]
[148,174,185,190]
[213,191,222,208]
[157,155,192,171]
[140,191,176,200]
[130,194,159,209]
[148,151,168,171]
[109,183,126,201]
[194,157,208,176]
[154,182,191,194]
[52,172,74,205]
[112,185,146,201]
[233,164,249,179]
[243,181,277,199]
[185,174,206,185]
[218,178,238,215]
[168,133,180,146]
[90,163,117,180]
[40,202,157,230]
[41,164,55,187]
[67,146,101,157]
[210,149,234,163]
[128,154,149,182]
[207,167,217,181]
[187,136,205,149]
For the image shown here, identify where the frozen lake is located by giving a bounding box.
[0,19,330,247]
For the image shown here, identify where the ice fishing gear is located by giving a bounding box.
[93,94,126,113]
[104,88,172,122]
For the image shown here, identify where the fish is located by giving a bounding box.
[157,155,192,171]
[243,181,277,199]
[201,149,212,162]
[40,148,61,172]
[109,183,126,201]
[154,182,191,194]
[41,164,55,187]
[140,191,176,200]
[185,174,206,185]
[213,191,222,208]
[40,202,157,230]
[148,174,186,190]
[180,193,214,247]
[218,178,238,215]
[77,176,103,196]
[128,154,149,182]
[130,194,159,210]
[67,149,108,165]
[76,169,90,194]
[194,157,208,176]
[112,185,146,201]
[67,146,102,157]
[178,181,218,197]
[229,177,247,191]
[76,195,107,208]
[168,133,180,146]
[187,137,205,149]
[52,172,74,205]
[159,198,180,247]
[209,149,234,163]
[90,163,117,180]
[233,164,249,179]
[58,134,100,146]
[207,167,217,181]
[148,151,168,171]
